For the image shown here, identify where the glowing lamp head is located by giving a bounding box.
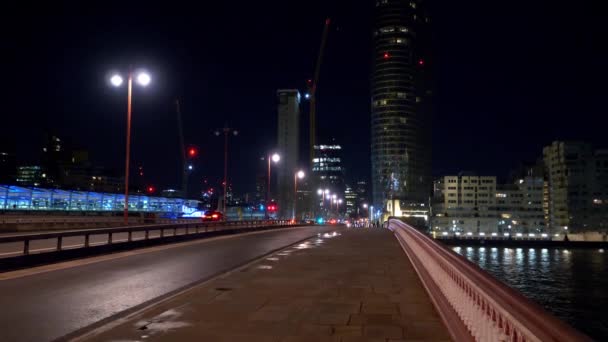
[136,72,151,86]
[317,189,323,195]
[110,74,123,87]
[271,153,280,163]
[297,170,305,179]
[304,93,310,99]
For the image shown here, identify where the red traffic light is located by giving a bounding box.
[268,205,278,212]
[146,186,156,194]
[187,146,199,158]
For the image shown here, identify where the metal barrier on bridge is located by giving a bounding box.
[387,218,591,342]
[0,220,294,257]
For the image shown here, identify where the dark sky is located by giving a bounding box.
[2,1,607,195]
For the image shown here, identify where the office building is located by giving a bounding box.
[16,166,44,187]
[371,0,432,216]
[495,177,545,234]
[312,143,345,195]
[543,141,608,233]
[345,185,356,217]
[433,174,497,233]
[276,89,300,219]
[433,173,552,235]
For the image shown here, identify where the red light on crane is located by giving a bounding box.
[418,59,425,66]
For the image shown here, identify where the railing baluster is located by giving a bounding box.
[57,236,62,251]
[85,234,90,247]
[108,232,113,244]
[24,239,30,255]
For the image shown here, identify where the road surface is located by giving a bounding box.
[0,225,336,342]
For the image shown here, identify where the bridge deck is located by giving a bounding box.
[86,228,450,341]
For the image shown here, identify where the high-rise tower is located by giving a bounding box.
[371,0,432,215]
[277,89,301,219]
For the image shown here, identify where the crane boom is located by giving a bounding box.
[309,17,331,164]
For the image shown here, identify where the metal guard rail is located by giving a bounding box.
[387,219,591,342]
[0,220,294,256]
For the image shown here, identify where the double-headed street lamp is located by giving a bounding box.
[215,124,238,214]
[109,69,151,225]
[293,170,305,221]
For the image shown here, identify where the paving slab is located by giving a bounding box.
[84,227,451,341]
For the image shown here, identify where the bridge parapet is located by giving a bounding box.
[387,218,591,342]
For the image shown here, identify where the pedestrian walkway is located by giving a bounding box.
[85,227,450,341]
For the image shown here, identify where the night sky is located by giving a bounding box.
[2,1,607,195]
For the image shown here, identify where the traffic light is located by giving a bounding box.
[268,204,278,212]
[187,146,199,158]
[146,185,156,194]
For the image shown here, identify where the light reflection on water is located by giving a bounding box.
[453,246,608,340]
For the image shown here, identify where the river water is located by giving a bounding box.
[452,246,607,340]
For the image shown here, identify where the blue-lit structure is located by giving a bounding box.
[0,185,200,215]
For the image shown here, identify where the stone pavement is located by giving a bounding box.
[85,227,451,342]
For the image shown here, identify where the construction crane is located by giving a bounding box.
[307,18,331,220]
[308,17,331,165]
[175,99,188,197]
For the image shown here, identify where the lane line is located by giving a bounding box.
[0,226,312,281]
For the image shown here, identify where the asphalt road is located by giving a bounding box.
[0,225,337,342]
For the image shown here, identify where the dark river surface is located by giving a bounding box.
[452,246,607,340]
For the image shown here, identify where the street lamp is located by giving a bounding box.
[293,170,305,220]
[214,123,238,214]
[109,69,151,225]
[265,152,280,218]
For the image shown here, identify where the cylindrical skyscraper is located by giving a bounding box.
[371,0,432,215]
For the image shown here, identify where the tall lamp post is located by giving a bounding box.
[293,170,305,221]
[109,69,151,225]
[266,153,280,218]
[215,123,238,214]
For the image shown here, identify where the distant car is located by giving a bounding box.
[202,210,224,221]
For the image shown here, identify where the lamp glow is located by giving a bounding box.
[297,170,305,179]
[271,153,280,163]
[110,74,123,87]
[137,72,151,86]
